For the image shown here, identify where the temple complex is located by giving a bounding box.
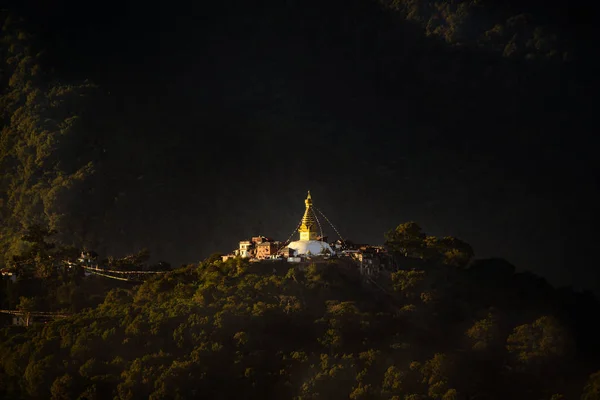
[220,191,393,276]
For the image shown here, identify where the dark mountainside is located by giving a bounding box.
[2,0,597,292]
[0,225,600,399]
[1,1,600,397]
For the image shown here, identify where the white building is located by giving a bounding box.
[238,241,254,258]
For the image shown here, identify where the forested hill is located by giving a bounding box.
[1,4,599,398]
[1,0,597,291]
[1,1,598,397]
[1,250,600,399]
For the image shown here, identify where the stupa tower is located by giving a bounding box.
[287,191,335,256]
[298,191,318,241]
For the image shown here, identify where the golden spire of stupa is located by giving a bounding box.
[299,191,317,241]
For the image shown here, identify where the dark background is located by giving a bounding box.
[5,0,598,292]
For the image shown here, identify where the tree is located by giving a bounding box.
[506,315,571,375]
[391,269,426,299]
[205,253,224,264]
[385,222,426,258]
[50,374,74,400]
[16,295,37,326]
[582,371,600,400]
[10,225,66,278]
[0,15,97,267]
[435,237,474,267]
[16,295,37,312]
[420,353,457,400]
[108,248,150,271]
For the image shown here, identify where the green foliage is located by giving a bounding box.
[506,316,569,366]
[385,223,473,267]
[0,16,97,267]
[0,246,595,400]
[465,312,500,351]
[16,296,37,312]
[434,237,474,268]
[582,371,600,400]
[50,373,74,400]
[107,248,151,271]
[9,225,78,279]
[391,270,426,299]
[385,222,426,258]
[420,353,455,399]
[379,0,567,61]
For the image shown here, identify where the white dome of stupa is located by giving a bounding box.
[288,240,334,257]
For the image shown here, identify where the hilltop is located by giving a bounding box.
[1,0,597,292]
[0,247,599,399]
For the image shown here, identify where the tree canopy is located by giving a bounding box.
[0,228,598,399]
[0,15,97,267]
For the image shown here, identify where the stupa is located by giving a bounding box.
[287,191,335,257]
